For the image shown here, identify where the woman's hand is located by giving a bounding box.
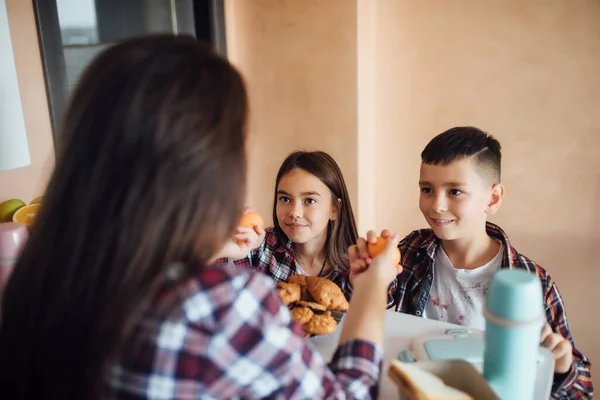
[340,233,402,345]
[351,232,402,291]
[348,229,400,285]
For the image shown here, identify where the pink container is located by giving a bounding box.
[0,222,29,294]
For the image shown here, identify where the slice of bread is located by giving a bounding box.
[388,360,474,400]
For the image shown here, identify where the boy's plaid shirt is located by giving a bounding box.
[385,222,593,399]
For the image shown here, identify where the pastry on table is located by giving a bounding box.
[276,282,301,305]
[295,300,327,312]
[288,274,306,288]
[289,275,313,301]
[276,276,347,336]
[305,276,349,311]
[304,311,337,335]
[290,306,314,325]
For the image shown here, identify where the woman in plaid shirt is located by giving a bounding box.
[233,151,358,299]
[0,35,403,399]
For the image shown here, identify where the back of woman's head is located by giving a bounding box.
[272,151,358,273]
[0,34,247,398]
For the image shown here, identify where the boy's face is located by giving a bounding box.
[418,157,503,241]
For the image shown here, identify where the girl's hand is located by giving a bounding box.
[212,225,265,261]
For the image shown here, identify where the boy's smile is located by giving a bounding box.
[430,218,455,227]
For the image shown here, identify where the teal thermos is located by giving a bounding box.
[483,269,545,399]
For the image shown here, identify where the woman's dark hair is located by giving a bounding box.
[272,151,358,274]
[0,34,247,399]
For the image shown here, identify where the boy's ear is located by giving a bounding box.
[486,184,505,216]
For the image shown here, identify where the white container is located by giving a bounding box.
[397,329,555,400]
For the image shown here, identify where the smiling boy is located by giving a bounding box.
[349,127,593,398]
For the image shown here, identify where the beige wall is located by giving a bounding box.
[227,0,599,364]
[372,0,599,365]
[0,0,54,203]
[225,0,358,222]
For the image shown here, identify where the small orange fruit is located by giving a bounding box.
[30,196,44,205]
[0,199,25,222]
[12,203,40,228]
[367,236,401,266]
[239,211,264,229]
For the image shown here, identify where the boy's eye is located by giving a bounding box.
[420,187,432,194]
[304,198,316,205]
[278,196,290,203]
[449,189,463,196]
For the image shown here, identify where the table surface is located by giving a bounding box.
[309,310,460,399]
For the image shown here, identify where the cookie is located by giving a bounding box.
[305,311,337,335]
[277,282,301,305]
[305,276,349,311]
[290,306,314,325]
[295,300,327,312]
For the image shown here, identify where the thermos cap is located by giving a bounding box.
[485,269,544,324]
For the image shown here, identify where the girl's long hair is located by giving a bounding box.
[273,151,358,274]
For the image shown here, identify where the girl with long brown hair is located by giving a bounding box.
[0,35,401,399]
[235,151,358,298]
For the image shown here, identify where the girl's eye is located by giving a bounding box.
[304,198,316,205]
[449,189,463,196]
[278,196,290,203]
[420,187,432,194]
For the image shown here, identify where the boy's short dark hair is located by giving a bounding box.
[421,126,502,183]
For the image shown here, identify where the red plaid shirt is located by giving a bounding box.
[380,222,592,399]
[104,264,383,399]
[232,228,352,299]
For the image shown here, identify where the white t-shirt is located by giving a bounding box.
[423,244,503,330]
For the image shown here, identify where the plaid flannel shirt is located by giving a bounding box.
[382,222,592,399]
[232,227,352,299]
[105,264,383,399]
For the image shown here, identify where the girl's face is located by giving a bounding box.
[276,168,337,246]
